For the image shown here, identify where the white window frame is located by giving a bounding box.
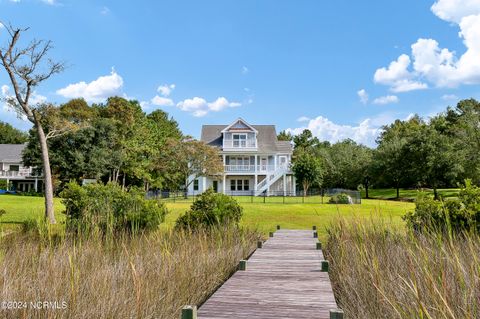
[232,133,247,148]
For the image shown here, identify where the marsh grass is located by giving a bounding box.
[0,226,259,318]
[326,217,480,319]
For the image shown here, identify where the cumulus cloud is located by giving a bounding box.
[286,116,382,147]
[297,116,310,122]
[442,94,459,100]
[375,0,480,90]
[157,84,175,97]
[176,96,241,117]
[373,95,399,105]
[357,89,369,104]
[151,96,174,106]
[56,70,124,103]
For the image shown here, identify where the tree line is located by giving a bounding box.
[286,98,480,199]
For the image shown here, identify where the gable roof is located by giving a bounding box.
[221,118,258,133]
[0,144,26,162]
[201,124,293,154]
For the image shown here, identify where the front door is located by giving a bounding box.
[212,180,218,192]
[261,157,268,171]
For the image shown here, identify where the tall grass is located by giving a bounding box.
[325,217,480,319]
[0,226,259,318]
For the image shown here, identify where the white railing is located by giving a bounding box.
[224,164,282,173]
[223,140,257,149]
[255,164,290,195]
[0,170,42,178]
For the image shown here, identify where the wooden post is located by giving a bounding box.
[321,260,329,272]
[181,305,197,319]
[316,242,322,250]
[313,231,318,238]
[276,225,280,230]
[329,308,344,319]
[312,225,317,231]
[269,232,274,237]
[257,240,263,248]
[238,260,247,271]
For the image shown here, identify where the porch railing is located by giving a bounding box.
[0,170,42,178]
[223,140,257,149]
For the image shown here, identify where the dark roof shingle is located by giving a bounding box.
[0,144,26,162]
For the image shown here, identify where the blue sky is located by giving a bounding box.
[1,0,480,146]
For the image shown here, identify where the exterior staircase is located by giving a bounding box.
[255,165,289,196]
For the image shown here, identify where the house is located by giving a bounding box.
[0,144,43,192]
[187,118,296,196]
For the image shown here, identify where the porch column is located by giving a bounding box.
[254,174,258,192]
[293,176,296,196]
[274,156,277,171]
[6,178,9,191]
[222,175,226,194]
[254,155,258,173]
[283,174,286,196]
[34,178,38,192]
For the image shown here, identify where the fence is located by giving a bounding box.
[146,188,361,204]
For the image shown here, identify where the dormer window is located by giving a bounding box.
[233,134,247,148]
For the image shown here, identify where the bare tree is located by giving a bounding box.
[0,23,65,223]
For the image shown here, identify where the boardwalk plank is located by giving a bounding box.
[197,229,338,319]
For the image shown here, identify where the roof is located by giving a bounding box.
[0,144,26,162]
[201,124,293,154]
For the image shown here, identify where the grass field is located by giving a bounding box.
[0,194,414,240]
[362,188,460,200]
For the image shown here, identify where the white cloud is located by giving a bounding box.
[375,0,480,90]
[41,0,56,5]
[241,66,249,75]
[56,70,124,103]
[157,84,175,97]
[442,94,458,100]
[373,95,399,105]
[176,96,241,117]
[286,116,382,147]
[101,6,110,15]
[297,116,310,122]
[357,89,369,104]
[151,95,174,106]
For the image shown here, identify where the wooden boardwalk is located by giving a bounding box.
[196,229,339,319]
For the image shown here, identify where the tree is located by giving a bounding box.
[157,139,224,191]
[277,130,293,142]
[292,150,323,196]
[293,129,319,151]
[0,121,27,143]
[0,24,65,223]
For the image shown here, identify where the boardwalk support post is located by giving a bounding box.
[257,240,263,249]
[277,225,280,230]
[313,231,318,238]
[321,260,329,272]
[181,305,197,319]
[312,225,317,231]
[316,242,322,250]
[269,232,274,237]
[329,308,344,319]
[238,260,247,271]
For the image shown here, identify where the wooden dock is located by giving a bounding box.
[192,229,340,319]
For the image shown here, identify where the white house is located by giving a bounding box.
[187,118,296,196]
[0,144,43,192]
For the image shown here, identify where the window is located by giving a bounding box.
[230,180,236,191]
[237,180,243,191]
[244,179,250,191]
[230,179,250,191]
[193,179,199,191]
[232,134,247,147]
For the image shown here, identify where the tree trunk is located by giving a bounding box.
[303,182,309,198]
[365,183,369,199]
[433,187,438,200]
[396,186,400,199]
[35,120,56,224]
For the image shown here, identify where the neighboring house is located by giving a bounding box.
[187,118,296,196]
[0,144,43,192]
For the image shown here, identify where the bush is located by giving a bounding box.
[329,193,352,204]
[175,189,243,230]
[0,209,6,218]
[404,180,480,233]
[61,181,168,234]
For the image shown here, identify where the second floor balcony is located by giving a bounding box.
[222,139,257,149]
[224,164,290,174]
[0,169,43,179]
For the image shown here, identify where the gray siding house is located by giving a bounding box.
[187,118,296,196]
[0,144,43,192]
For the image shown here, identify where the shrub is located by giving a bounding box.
[61,181,168,234]
[329,193,352,204]
[175,189,243,230]
[404,180,480,233]
[0,209,6,218]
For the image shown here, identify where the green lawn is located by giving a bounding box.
[362,188,460,200]
[0,195,65,225]
[164,199,414,240]
[0,194,414,241]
